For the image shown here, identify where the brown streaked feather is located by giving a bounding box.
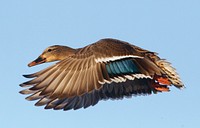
[39,69,62,96]
[23,64,55,78]
[35,97,52,106]
[76,69,88,96]
[30,70,58,91]
[54,69,74,97]
[27,55,105,99]
[26,91,43,101]
[20,67,54,87]
[100,63,112,83]
[42,70,66,96]
[96,63,106,84]
[50,70,69,96]
[25,67,57,90]
[73,59,91,95]
[19,89,37,95]
[93,66,101,89]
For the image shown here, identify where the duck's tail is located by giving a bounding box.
[155,59,184,89]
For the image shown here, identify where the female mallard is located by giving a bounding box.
[20,38,184,111]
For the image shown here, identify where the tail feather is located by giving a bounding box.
[156,59,184,88]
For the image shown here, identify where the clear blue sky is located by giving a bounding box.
[0,0,199,128]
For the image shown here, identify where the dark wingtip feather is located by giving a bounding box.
[19,80,35,87]
[19,90,26,94]
[54,106,65,110]
[19,83,26,87]
[35,101,46,107]
[23,74,36,78]
[44,105,54,110]
[175,84,186,90]
[19,89,34,95]
[25,95,41,101]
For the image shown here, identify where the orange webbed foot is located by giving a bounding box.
[154,75,171,85]
[157,77,171,85]
[152,82,170,92]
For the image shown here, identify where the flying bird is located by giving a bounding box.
[20,38,184,111]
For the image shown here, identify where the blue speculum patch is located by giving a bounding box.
[105,59,140,77]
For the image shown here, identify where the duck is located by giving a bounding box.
[20,38,184,111]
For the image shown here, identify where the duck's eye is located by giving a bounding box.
[47,49,52,52]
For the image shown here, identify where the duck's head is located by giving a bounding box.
[28,45,76,67]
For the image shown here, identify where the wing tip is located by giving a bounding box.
[23,74,36,78]
[19,83,26,87]
[19,90,25,94]
[175,84,185,90]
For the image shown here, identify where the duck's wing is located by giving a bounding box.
[20,38,184,110]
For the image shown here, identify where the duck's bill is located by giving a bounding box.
[28,56,46,67]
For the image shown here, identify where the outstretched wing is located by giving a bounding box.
[20,38,183,110]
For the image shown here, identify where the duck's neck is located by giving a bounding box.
[57,46,77,60]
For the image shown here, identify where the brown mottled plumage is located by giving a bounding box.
[20,38,184,111]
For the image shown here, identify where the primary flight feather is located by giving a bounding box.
[20,38,184,111]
